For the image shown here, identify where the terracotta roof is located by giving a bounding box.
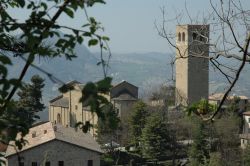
[209,93,249,100]
[5,122,103,157]
[243,111,250,116]
[50,96,69,108]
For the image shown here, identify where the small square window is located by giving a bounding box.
[32,162,38,166]
[88,160,93,166]
[31,131,36,138]
[45,161,50,166]
[58,161,64,166]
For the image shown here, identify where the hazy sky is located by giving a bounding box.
[9,0,250,53]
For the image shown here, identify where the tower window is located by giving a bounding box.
[178,32,181,42]
[182,32,185,41]
[192,33,198,40]
[75,105,78,110]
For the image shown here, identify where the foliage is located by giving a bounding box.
[186,99,217,116]
[17,75,45,123]
[242,145,250,166]
[0,0,110,162]
[188,119,210,166]
[128,100,148,148]
[141,112,176,162]
[212,112,241,165]
[96,103,120,144]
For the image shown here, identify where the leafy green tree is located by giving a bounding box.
[141,112,175,163]
[128,100,148,149]
[242,145,250,166]
[96,103,120,145]
[17,75,45,123]
[189,119,210,166]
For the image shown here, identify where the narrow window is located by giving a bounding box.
[45,161,51,166]
[58,161,64,166]
[88,160,93,166]
[182,32,185,41]
[178,32,181,42]
[32,162,38,166]
[192,33,197,40]
[44,130,47,134]
[57,113,61,124]
[75,105,78,110]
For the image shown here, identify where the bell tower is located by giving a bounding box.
[175,25,209,106]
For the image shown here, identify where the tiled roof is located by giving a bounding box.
[209,93,249,100]
[5,122,103,157]
[50,96,69,108]
[112,93,137,101]
[243,111,250,116]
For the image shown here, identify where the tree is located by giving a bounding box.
[189,119,210,166]
[141,112,177,164]
[128,100,148,151]
[96,103,120,145]
[156,0,250,121]
[17,75,45,124]
[242,145,250,166]
[0,0,110,164]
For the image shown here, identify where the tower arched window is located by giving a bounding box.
[57,113,61,124]
[192,33,198,41]
[178,32,181,42]
[182,32,185,42]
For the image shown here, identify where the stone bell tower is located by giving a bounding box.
[175,25,209,106]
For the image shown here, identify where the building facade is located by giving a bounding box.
[5,122,103,166]
[49,80,138,140]
[175,25,209,106]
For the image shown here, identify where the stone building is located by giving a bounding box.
[5,121,103,166]
[175,25,209,106]
[49,81,98,136]
[209,93,249,111]
[110,81,138,145]
[49,80,138,141]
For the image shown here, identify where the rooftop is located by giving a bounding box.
[5,122,103,157]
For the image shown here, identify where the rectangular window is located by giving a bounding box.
[88,160,93,166]
[58,161,64,166]
[45,161,50,166]
[75,105,78,110]
[20,162,24,166]
[32,162,37,166]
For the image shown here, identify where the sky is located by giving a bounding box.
[9,0,250,53]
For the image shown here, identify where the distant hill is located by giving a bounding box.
[8,43,250,121]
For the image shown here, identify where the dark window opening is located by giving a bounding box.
[57,113,61,124]
[32,162,38,166]
[178,32,181,42]
[88,160,93,166]
[45,161,51,166]
[75,105,78,110]
[20,162,24,166]
[182,32,185,41]
[192,33,198,40]
[58,161,64,166]
[31,131,36,138]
